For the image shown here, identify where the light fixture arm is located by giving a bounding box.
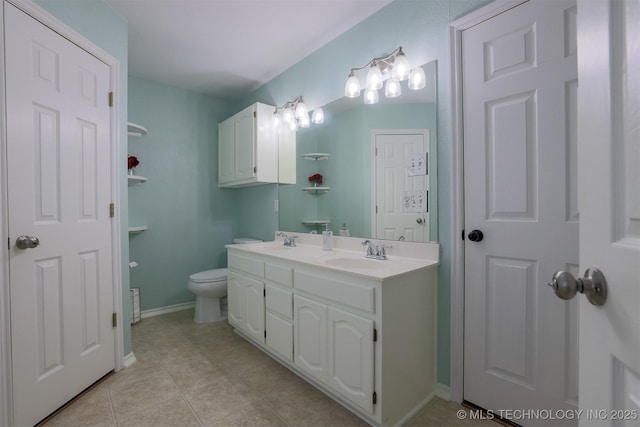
[347,46,403,76]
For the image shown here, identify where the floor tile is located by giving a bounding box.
[183,376,260,424]
[44,383,115,427]
[108,370,181,421]
[116,398,200,427]
[210,401,288,427]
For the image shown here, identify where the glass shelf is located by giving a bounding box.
[301,152,330,160]
[127,175,147,185]
[128,122,148,137]
[302,186,330,194]
[128,226,148,234]
[302,220,331,226]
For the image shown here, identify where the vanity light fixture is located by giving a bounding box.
[344,46,426,104]
[273,96,323,131]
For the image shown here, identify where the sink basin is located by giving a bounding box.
[323,257,386,269]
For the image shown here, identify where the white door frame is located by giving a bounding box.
[0,1,124,425]
[448,0,530,403]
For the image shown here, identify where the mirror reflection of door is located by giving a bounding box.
[373,130,430,242]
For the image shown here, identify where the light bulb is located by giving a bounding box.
[345,71,361,98]
[295,100,308,120]
[289,119,298,131]
[366,60,383,90]
[311,108,324,124]
[391,48,410,81]
[298,114,310,128]
[364,88,379,104]
[282,107,295,123]
[408,66,426,90]
[273,110,281,128]
[385,79,401,98]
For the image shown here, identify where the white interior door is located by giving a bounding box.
[577,0,640,423]
[5,3,115,425]
[462,0,579,423]
[373,130,429,242]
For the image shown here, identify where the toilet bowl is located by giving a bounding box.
[188,268,228,323]
[188,237,262,323]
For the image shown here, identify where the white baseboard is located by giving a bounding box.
[123,352,137,369]
[434,383,452,401]
[140,301,195,319]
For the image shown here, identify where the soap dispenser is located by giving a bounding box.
[322,223,333,251]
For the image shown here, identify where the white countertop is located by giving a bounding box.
[226,235,439,280]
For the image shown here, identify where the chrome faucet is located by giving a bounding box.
[362,240,393,260]
[277,232,297,247]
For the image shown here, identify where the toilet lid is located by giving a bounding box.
[189,268,228,283]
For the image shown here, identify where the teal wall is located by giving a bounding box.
[128,77,237,310]
[240,0,493,386]
[34,0,132,355]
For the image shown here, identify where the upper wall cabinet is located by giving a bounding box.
[218,102,295,188]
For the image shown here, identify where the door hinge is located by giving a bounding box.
[263,288,266,297]
[264,330,267,338]
[373,391,377,405]
[376,205,378,214]
[112,312,117,328]
[373,328,377,342]
[253,111,257,118]
[7,238,10,250]
[108,91,114,107]
[253,166,257,174]
[109,203,115,218]
[375,147,378,156]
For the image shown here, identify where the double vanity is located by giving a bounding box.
[226,233,439,426]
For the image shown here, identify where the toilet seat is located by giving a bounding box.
[189,268,227,283]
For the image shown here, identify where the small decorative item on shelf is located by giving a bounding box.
[308,173,323,187]
[128,155,140,175]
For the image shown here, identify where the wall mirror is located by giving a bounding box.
[278,60,437,243]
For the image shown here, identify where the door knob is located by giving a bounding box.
[416,218,424,224]
[467,229,484,242]
[548,268,608,306]
[16,235,40,250]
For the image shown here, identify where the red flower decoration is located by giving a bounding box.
[308,173,323,185]
[128,155,140,169]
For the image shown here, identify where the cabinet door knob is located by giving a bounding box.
[467,230,484,242]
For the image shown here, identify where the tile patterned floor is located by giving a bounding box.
[43,309,500,426]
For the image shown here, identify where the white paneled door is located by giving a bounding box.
[374,130,430,242]
[577,0,640,422]
[5,3,115,425]
[462,0,579,423]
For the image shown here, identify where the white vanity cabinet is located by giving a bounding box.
[218,102,295,188]
[226,244,437,427]
[227,253,265,344]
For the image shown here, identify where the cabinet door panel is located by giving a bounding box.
[328,307,374,413]
[218,118,235,184]
[266,313,293,362]
[244,276,265,343]
[294,295,327,383]
[227,272,245,328]
[234,106,255,181]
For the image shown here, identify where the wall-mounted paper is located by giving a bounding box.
[401,190,428,213]
[406,152,428,176]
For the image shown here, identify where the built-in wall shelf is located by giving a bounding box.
[128,226,148,234]
[302,186,330,194]
[302,220,330,226]
[301,153,330,160]
[128,175,147,185]
[128,122,148,137]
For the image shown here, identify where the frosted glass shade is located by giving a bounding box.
[282,107,295,123]
[385,79,401,98]
[345,73,361,98]
[408,66,426,90]
[366,62,383,90]
[295,101,308,120]
[391,51,410,81]
[364,88,379,104]
[311,108,324,124]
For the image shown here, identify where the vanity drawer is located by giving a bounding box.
[229,252,264,278]
[265,263,293,287]
[266,284,293,319]
[294,270,374,314]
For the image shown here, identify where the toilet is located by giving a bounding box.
[187,237,261,323]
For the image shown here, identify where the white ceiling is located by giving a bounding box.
[105,0,394,99]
